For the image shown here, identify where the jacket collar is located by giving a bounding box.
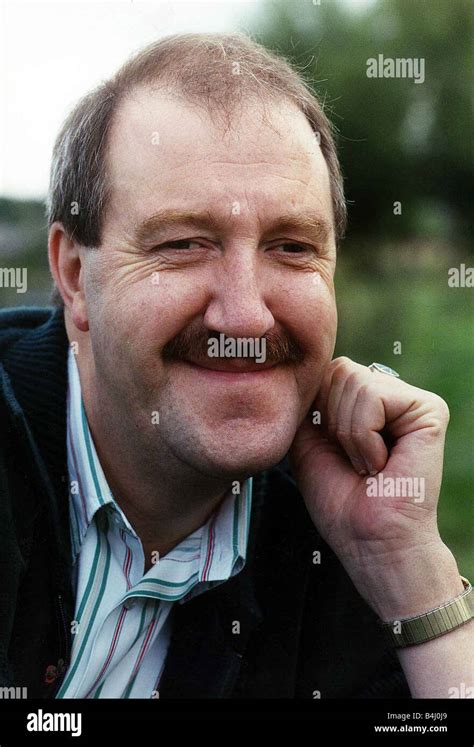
[1,307,72,592]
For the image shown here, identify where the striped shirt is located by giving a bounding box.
[56,347,252,699]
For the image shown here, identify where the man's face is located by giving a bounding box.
[78,89,338,479]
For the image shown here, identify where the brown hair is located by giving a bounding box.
[47,32,346,306]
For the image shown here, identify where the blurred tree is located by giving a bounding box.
[253,0,473,252]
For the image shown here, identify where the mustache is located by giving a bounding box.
[162,325,305,365]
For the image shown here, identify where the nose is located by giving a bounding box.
[203,253,274,339]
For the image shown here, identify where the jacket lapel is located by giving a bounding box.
[158,471,267,698]
[158,570,263,698]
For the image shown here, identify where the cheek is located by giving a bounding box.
[314,290,338,356]
[274,273,337,355]
[115,275,208,358]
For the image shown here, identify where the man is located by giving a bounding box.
[0,32,472,699]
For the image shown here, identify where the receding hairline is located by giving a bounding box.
[107,79,318,152]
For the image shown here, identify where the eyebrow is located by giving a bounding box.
[132,208,332,246]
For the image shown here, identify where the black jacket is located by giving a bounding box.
[0,306,411,699]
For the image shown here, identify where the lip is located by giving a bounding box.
[177,359,280,381]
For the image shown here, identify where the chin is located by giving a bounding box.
[197,427,294,480]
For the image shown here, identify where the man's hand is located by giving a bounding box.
[289,355,474,698]
[289,356,463,620]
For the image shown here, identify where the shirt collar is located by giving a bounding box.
[66,347,252,583]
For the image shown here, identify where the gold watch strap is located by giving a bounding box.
[380,576,474,648]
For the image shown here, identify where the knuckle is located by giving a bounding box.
[332,356,351,366]
[345,371,360,389]
[423,393,450,427]
[331,356,351,375]
[434,395,450,422]
[356,382,371,401]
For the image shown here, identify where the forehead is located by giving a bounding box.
[104,87,333,233]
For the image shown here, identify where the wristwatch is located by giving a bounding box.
[380,576,474,647]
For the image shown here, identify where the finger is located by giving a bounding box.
[315,357,356,437]
[351,385,389,474]
[325,362,351,442]
[313,361,336,433]
[334,373,372,475]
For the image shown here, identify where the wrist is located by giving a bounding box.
[342,539,465,621]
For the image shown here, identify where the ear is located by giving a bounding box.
[48,222,89,332]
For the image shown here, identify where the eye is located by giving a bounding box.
[273,242,313,254]
[157,240,204,250]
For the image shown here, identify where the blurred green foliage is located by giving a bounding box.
[0,0,472,571]
[255,0,473,251]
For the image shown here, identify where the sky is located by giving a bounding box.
[0,0,373,200]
